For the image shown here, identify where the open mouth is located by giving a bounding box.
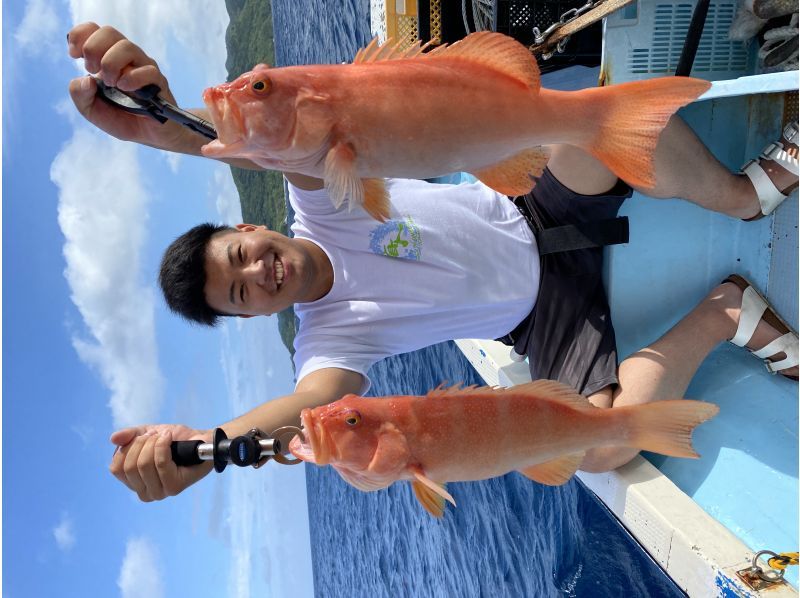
[274,257,284,290]
[289,410,330,465]
[201,87,245,148]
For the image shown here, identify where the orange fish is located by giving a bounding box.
[201,32,710,221]
[288,381,718,517]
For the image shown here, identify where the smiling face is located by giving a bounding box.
[203,224,330,317]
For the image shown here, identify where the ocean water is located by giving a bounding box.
[272,2,685,596]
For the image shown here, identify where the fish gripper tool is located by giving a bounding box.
[94,78,217,140]
[171,426,303,472]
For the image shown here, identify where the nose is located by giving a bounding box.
[242,260,266,287]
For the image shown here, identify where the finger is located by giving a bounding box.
[80,25,130,74]
[121,433,154,501]
[154,430,180,496]
[66,22,100,59]
[109,425,152,447]
[116,65,173,101]
[68,75,98,118]
[98,38,158,88]
[137,434,166,501]
[109,442,136,491]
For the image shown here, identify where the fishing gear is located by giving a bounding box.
[170,426,304,472]
[94,79,217,140]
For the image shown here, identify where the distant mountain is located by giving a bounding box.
[224,0,297,361]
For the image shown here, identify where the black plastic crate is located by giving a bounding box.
[492,0,602,72]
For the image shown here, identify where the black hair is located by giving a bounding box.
[158,222,235,326]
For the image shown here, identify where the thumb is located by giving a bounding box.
[68,75,97,117]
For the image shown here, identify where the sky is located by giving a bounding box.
[3,2,314,597]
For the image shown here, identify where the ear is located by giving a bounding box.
[235,223,269,232]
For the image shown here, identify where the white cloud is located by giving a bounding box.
[14,0,60,58]
[117,537,164,598]
[68,0,230,84]
[212,166,243,224]
[49,0,232,435]
[70,423,93,446]
[53,513,76,551]
[50,127,164,428]
[161,150,181,174]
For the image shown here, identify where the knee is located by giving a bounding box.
[587,386,614,409]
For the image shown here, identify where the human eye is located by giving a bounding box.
[240,284,245,304]
[238,245,244,263]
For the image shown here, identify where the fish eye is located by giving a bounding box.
[251,79,270,94]
[344,411,362,427]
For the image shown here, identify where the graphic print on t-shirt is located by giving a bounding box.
[368,216,422,260]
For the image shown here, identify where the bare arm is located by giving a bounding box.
[110,367,364,501]
[67,22,324,188]
[221,367,364,436]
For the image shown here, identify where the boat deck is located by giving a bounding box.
[453,68,798,595]
[608,80,798,590]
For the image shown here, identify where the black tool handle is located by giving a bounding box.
[170,440,204,466]
[131,84,162,101]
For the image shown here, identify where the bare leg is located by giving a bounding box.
[546,115,796,219]
[580,280,799,472]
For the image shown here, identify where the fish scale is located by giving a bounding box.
[200,31,710,222]
[289,379,718,517]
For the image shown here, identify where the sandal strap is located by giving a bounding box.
[742,159,792,216]
[783,122,799,146]
[759,333,799,373]
[762,141,800,176]
[730,285,768,347]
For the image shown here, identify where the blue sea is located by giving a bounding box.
[272,2,685,596]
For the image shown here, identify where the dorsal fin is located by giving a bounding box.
[424,379,594,411]
[352,32,540,90]
[510,380,595,411]
[354,37,433,64]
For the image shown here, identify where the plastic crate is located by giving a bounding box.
[492,0,603,72]
[603,0,755,83]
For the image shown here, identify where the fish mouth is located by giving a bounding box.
[201,86,246,150]
[288,410,332,465]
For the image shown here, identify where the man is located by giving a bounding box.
[66,23,798,503]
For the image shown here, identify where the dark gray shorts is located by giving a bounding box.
[499,168,632,396]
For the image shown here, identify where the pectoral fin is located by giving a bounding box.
[333,464,392,492]
[411,470,455,518]
[362,178,391,222]
[323,144,390,221]
[470,147,550,196]
[518,452,585,486]
[324,142,362,210]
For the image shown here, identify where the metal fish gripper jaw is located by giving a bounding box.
[170,426,304,472]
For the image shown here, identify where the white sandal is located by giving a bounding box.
[725,274,799,380]
[741,121,799,220]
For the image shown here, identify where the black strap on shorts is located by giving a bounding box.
[513,196,629,254]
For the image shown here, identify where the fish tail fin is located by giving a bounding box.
[626,400,719,458]
[580,77,711,189]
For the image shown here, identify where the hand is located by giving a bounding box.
[109,423,213,502]
[66,22,188,151]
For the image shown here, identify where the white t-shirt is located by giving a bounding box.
[289,178,540,393]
